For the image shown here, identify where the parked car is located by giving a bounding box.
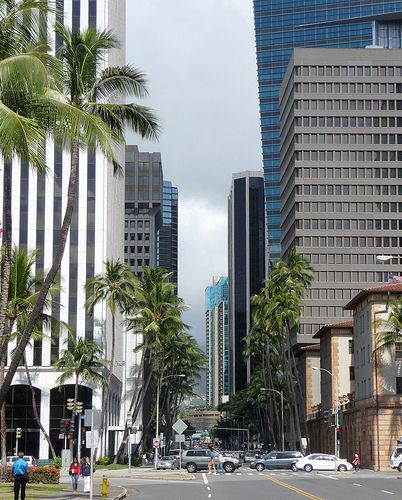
[243,452,257,463]
[296,454,353,472]
[7,455,36,467]
[156,456,178,470]
[389,446,402,472]
[181,449,241,473]
[250,451,303,472]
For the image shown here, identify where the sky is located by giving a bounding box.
[126,0,262,347]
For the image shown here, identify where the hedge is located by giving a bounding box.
[7,466,60,484]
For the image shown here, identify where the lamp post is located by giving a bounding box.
[312,367,338,472]
[155,374,185,469]
[260,388,284,451]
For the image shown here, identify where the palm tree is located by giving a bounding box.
[54,334,106,459]
[0,24,160,407]
[85,259,136,454]
[374,298,402,355]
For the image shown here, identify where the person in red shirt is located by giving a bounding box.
[69,458,81,492]
[352,453,361,472]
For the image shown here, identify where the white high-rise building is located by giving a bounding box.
[0,0,134,459]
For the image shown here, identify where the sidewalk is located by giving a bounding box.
[46,485,127,500]
[93,467,194,481]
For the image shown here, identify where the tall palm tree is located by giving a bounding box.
[374,298,402,355]
[0,24,160,407]
[85,259,136,453]
[54,334,105,458]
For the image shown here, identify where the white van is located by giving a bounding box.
[389,447,402,471]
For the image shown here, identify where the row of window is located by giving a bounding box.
[299,235,401,248]
[302,253,402,266]
[296,167,402,179]
[295,99,402,111]
[295,150,402,162]
[124,220,151,229]
[125,258,150,268]
[295,65,402,78]
[311,270,390,282]
[298,218,402,231]
[124,246,150,254]
[295,82,402,94]
[355,346,371,369]
[303,305,346,317]
[124,233,150,242]
[295,115,401,128]
[296,184,400,197]
[296,133,402,145]
[296,201,401,213]
[306,288,365,301]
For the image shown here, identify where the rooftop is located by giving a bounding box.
[313,321,354,339]
[344,283,402,310]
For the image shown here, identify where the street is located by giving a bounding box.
[110,470,402,500]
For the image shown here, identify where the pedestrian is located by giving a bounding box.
[142,452,148,466]
[352,453,361,472]
[217,451,224,473]
[81,456,91,493]
[11,451,28,500]
[69,457,81,492]
[208,446,216,475]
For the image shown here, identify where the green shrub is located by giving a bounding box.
[53,457,62,469]
[6,466,60,484]
[97,456,112,466]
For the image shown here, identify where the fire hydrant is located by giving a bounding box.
[101,475,110,497]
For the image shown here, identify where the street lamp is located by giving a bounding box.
[154,374,185,468]
[260,388,284,451]
[312,367,338,472]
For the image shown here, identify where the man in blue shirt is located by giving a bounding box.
[11,452,28,500]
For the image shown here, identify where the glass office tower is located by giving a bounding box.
[253,0,402,263]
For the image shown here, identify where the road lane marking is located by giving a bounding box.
[264,476,323,500]
[353,483,362,487]
[259,473,264,476]
[317,473,339,480]
[236,473,241,475]
[208,495,211,498]
[207,487,210,491]
[202,473,208,484]
[381,491,394,495]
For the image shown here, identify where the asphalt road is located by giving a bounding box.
[112,469,402,500]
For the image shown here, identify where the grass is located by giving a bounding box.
[95,463,130,470]
[0,483,68,499]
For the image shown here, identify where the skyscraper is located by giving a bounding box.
[205,276,230,407]
[2,0,127,458]
[280,47,402,347]
[157,181,178,284]
[253,0,402,263]
[228,172,266,392]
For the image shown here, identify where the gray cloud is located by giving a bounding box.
[126,0,262,345]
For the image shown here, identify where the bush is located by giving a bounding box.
[96,456,112,466]
[53,457,61,469]
[6,466,60,484]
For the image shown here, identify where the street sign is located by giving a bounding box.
[153,438,159,449]
[172,418,188,435]
[85,430,99,448]
[175,434,185,443]
[84,409,101,428]
[61,450,70,467]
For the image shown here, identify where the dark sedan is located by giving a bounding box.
[250,451,303,472]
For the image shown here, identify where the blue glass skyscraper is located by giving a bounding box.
[253,0,402,262]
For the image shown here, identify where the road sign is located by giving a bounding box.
[153,438,159,449]
[85,430,99,448]
[175,433,185,443]
[84,409,101,428]
[172,418,188,435]
[61,450,70,468]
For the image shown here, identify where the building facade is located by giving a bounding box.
[157,181,178,284]
[228,171,266,393]
[253,0,402,263]
[1,0,127,458]
[280,48,402,346]
[205,276,230,408]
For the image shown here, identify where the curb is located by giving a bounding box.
[113,487,127,499]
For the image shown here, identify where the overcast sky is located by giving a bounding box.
[126,0,262,347]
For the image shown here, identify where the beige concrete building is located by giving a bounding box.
[297,344,321,423]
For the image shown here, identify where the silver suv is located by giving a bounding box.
[181,449,240,473]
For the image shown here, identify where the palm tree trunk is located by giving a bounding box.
[1,323,13,480]
[23,355,56,459]
[0,140,80,408]
[97,313,116,458]
[0,162,13,360]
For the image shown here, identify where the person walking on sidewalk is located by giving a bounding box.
[217,451,224,473]
[352,453,361,472]
[11,451,28,500]
[81,456,91,493]
[69,457,81,492]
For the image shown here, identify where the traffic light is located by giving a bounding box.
[323,410,329,424]
[337,409,344,428]
[64,419,70,434]
[69,419,75,434]
[66,398,75,411]
[16,428,22,439]
[75,401,83,414]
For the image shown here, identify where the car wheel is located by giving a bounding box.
[398,463,402,472]
[186,462,197,473]
[304,464,313,472]
[256,463,265,472]
[223,462,235,473]
[337,464,347,472]
[291,463,298,472]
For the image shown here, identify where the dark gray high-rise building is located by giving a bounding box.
[228,172,266,393]
[280,48,402,347]
[158,181,178,284]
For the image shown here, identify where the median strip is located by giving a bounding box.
[264,476,323,500]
